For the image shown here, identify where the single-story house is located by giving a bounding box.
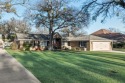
[15,32,113,51]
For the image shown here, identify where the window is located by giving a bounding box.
[79,41,87,47]
[40,41,47,46]
[68,41,70,46]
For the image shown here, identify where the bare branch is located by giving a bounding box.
[82,0,125,22]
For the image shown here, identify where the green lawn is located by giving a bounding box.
[7,50,125,83]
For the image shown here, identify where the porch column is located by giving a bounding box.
[20,41,24,49]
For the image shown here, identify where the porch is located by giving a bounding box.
[62,41,89,51]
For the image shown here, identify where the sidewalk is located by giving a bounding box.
[0,49,41,83]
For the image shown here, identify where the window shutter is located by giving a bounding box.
[68,42,70,46]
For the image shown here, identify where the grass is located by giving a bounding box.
[7,49,125,83]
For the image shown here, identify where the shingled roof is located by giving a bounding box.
[16,33,112,42]
[91,29,113,35]
[63,35,112,41]
[16,32,61,41]
[91,29,125,42]
[29,34,49,40]
[16,33,49,41]
[16,33,29,39]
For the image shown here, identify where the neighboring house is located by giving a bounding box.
[91,29,125,42]
[15,32,113,51]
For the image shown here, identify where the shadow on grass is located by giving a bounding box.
[53,51,125,68]
[7,50,125,83]
[44,51,125,81]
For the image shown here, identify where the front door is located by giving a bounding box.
[53,38,61,49]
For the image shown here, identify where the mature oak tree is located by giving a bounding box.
[60,27,87,37]
[27,0,90,50]
[81,0,125,22]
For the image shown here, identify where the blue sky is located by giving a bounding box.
[85,17,125,34]
[1,0,125,34]
[71,0,125,34]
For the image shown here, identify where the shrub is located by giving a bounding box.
[76,47,80,51]
[62,46,69,50]
[71,47,76,51]
[65,47,69,50]
[11,42,18,50]
[23,42,31,51]
[44,46,48,50]
[113,42,125,48]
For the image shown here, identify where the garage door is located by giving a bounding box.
[92,42,111,51]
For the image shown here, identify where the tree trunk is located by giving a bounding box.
[49,27,54,51]
[49,29,53,50]
[48,8,54,51]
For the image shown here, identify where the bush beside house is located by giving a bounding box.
[11,42,18,50]
[113,42,125,48]
[23,42,31,51]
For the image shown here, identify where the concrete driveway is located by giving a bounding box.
[102,50,125,54]
[0,48,41,83]
[111,50,125,54]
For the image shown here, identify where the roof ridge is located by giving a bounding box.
[101,29,105,34]
[90,35,112,41]
[91,29,114,35]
